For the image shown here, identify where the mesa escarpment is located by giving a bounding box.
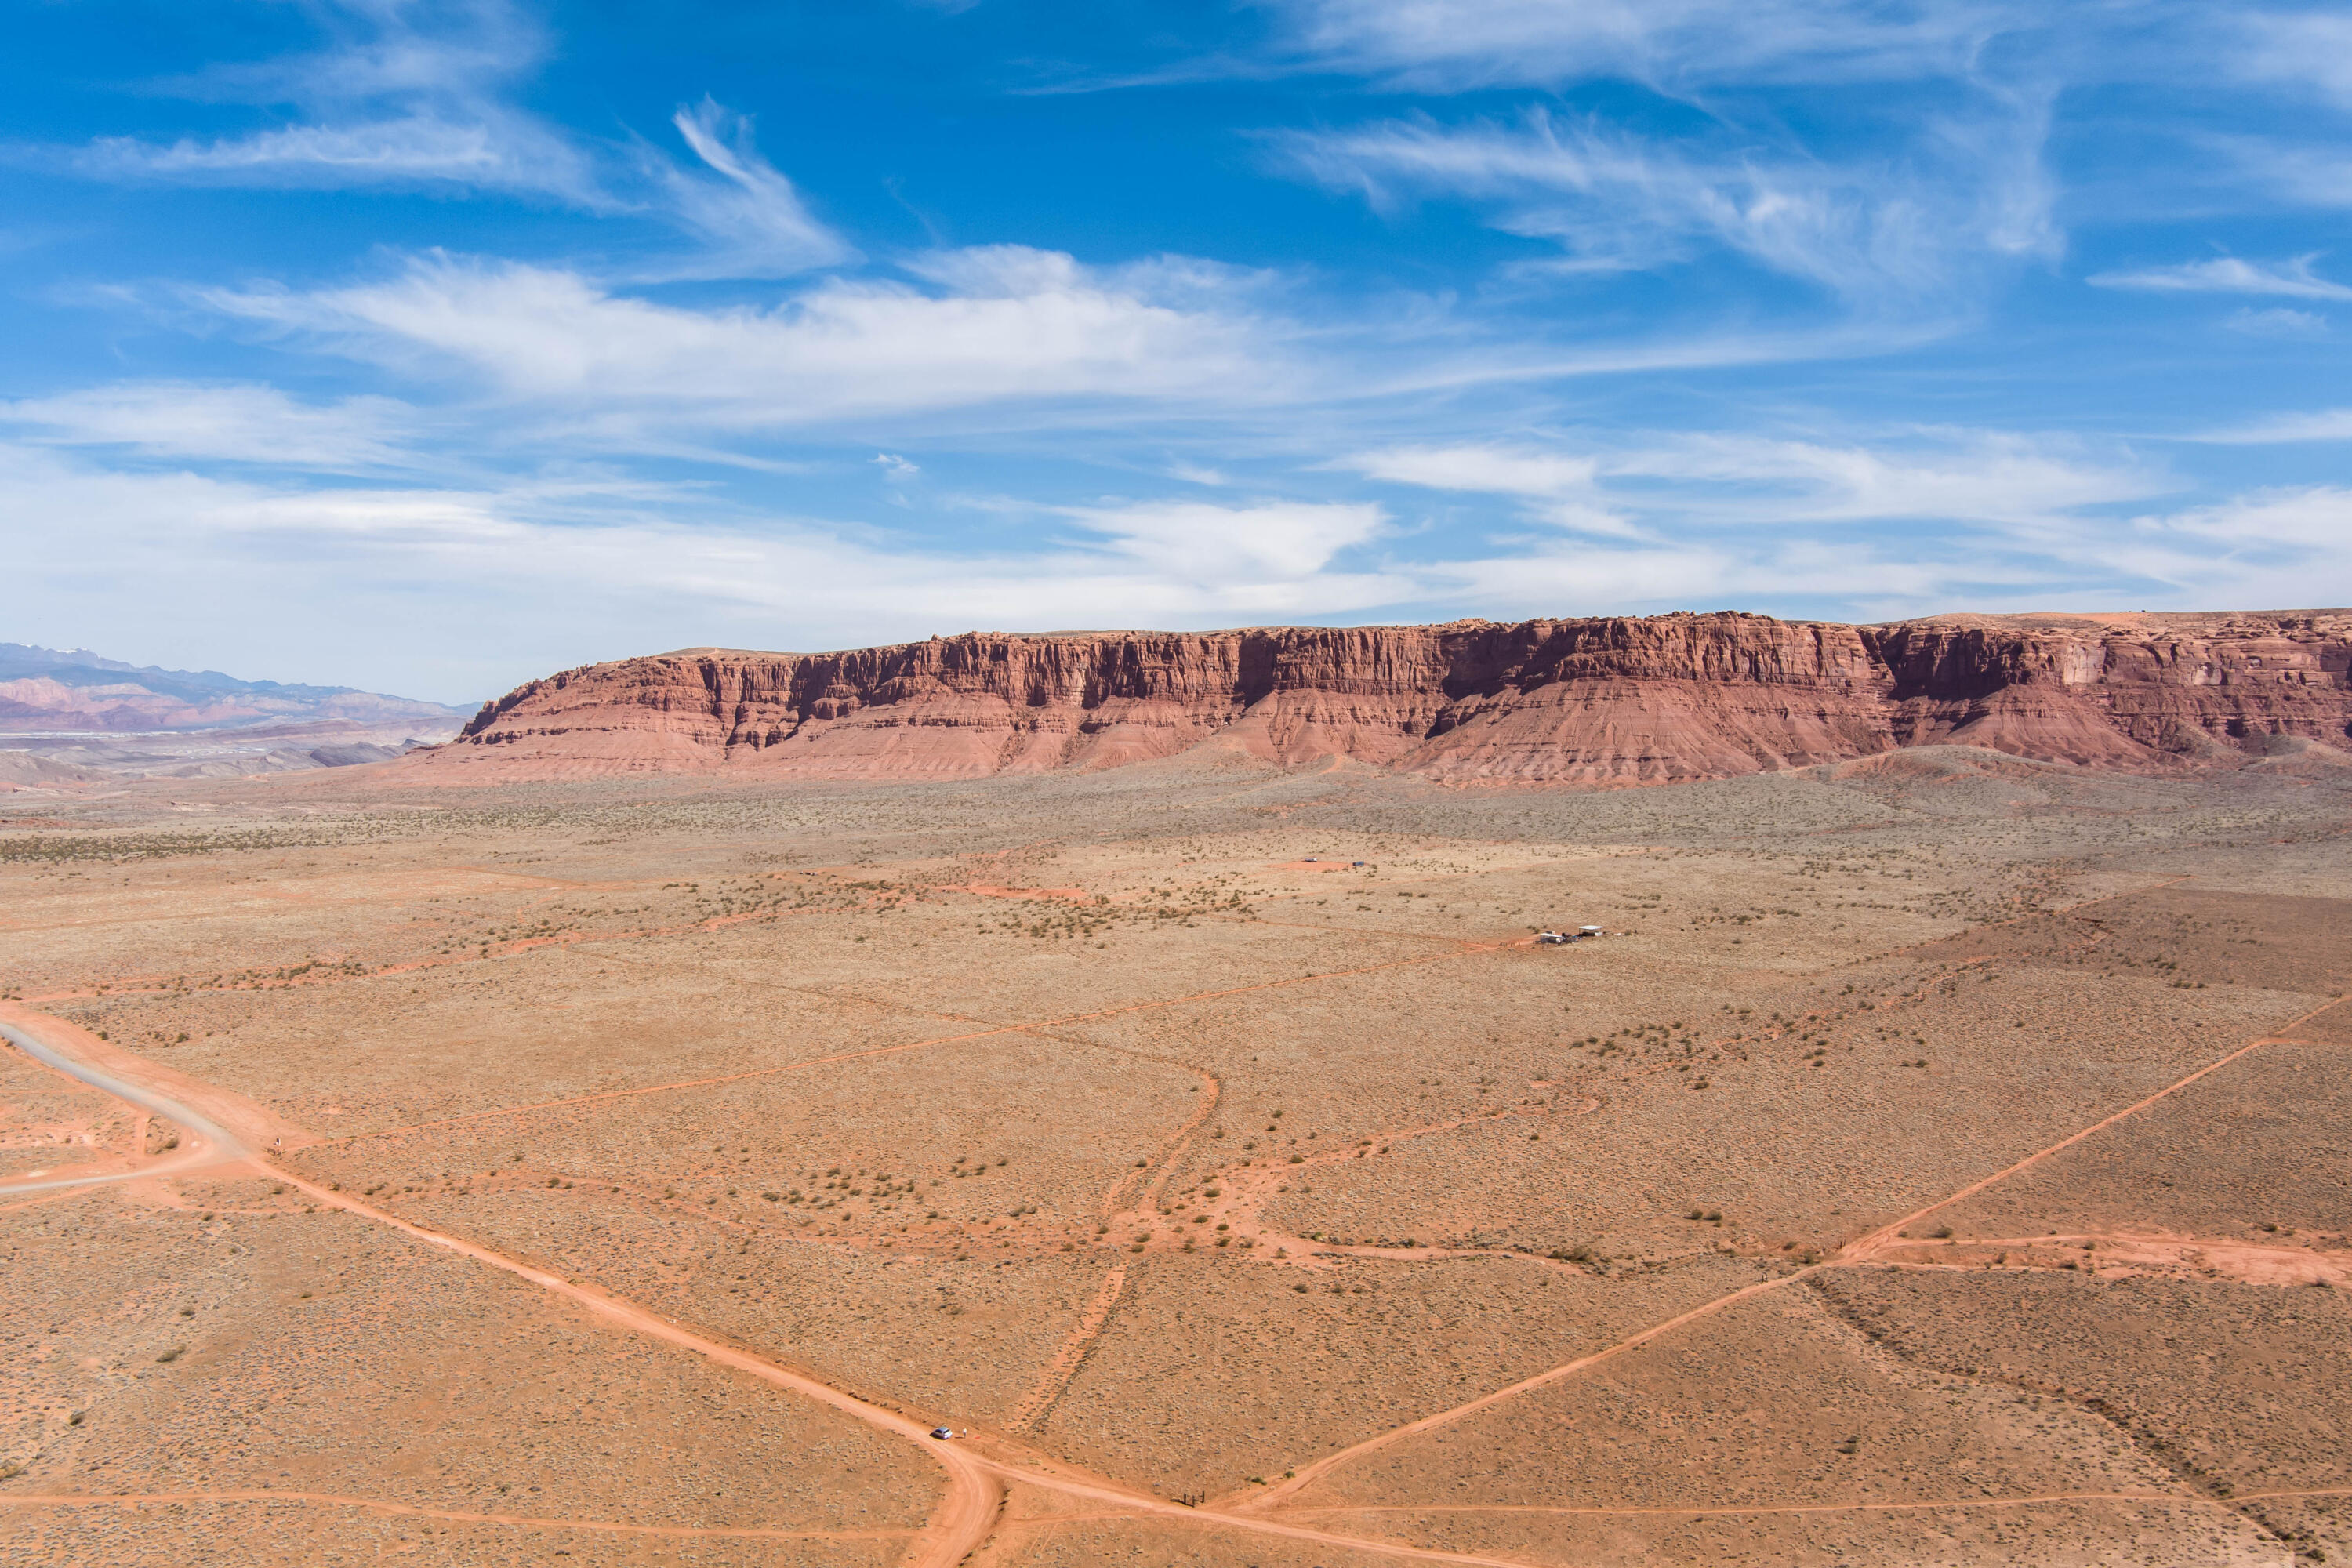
[415,609,2352,785]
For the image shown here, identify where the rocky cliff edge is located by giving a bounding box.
[403,610,2352,786]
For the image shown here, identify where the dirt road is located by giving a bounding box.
[0,1008,260,1195]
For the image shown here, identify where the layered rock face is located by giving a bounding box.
[415,610,2352,786]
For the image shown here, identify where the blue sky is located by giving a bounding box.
[5,0,2350,702]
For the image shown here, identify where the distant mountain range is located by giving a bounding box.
[0,644,468,735]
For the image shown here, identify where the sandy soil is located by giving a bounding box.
[2,746,2348,1565]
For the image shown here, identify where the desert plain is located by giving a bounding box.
[3,742,2350,1567]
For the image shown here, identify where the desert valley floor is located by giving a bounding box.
[3,746,2349,1567]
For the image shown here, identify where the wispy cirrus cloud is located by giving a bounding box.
[2138,485,2352,550]
[1265,0,2030,90]
[2233,10,2352,107]
[1344,445,1638,537]
[64,0,604,203]
[1276,103,2058,303]
[2227,307,2330,338]
[2100,486,2352,608]
[196,246,1288,429]
[0,382,423,472]
[1258,0,2071,321]
[1350,445,1598,499]
[1062,498,1390,589]
[72,112,600,202]
[44,1,853,279]
[1644,432,2158,527]
[1345,430,2163,533]
[651,98,859,278]
[2089,254,2352,299]
[2194,407,2352,444]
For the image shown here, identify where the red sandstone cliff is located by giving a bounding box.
[405,610,2352,786]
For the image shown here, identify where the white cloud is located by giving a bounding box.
[2234,11,2352,107]
[1628,432,2158,527]
[2100,487,2352,607]
[1279,105,2057,300]
[2089,255,2352,300]
[65,0,604,205]
[1267,0,2026,91]
[1349,444,1598,499]
[2227,306,2329,337]
[2140,486,2352,550]
[2221,139,2352,210]
[1062,499,1388,584]
[2199,407,2352,444]
[199,249,1284,427]
[0,382,421,470]
[73,114,595,201]
[49,5,855,280]
[1347,430,2159,534]
[1424,536,1964,617]
[656,98,857,277]
[1343,444,1643,538]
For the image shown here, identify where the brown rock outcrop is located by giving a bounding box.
[408,610,2352,786]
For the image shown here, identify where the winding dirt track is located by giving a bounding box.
[0,1010,268,1195]
[1281,1486,2352,1520]
[320,933,1515,1150]
[0,1490,916,1541]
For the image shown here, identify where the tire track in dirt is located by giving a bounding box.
[1280,1486,2352,1520]
[1173,1094,1599,1266]
[1867,1232,2350,1288]
[1798,1276,2332,1555]
[331,938,1525,1147]
[1233,1265,1828,1514]
[1115,1067,1222,1216]
[252,1163,1012,1568]
[1004,1264,1130,1432]
[0,1491,916,1541]
[1842,990,2350,1261]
